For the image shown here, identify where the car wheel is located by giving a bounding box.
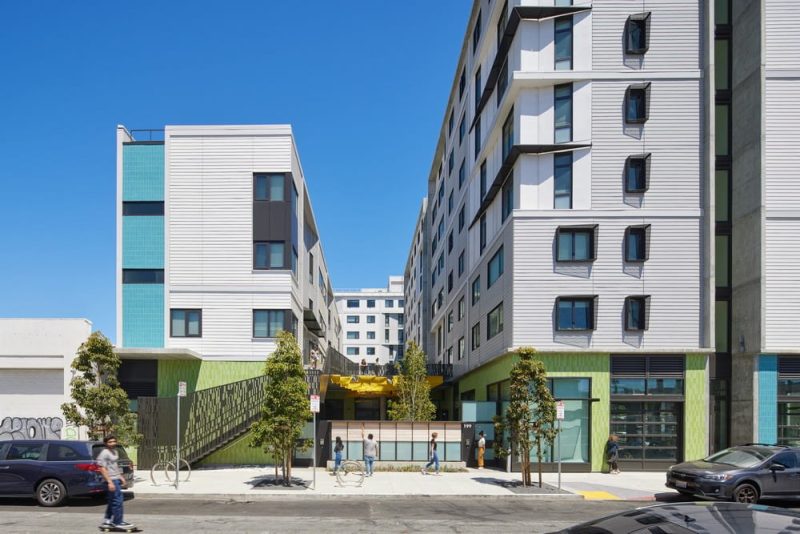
[733,483,759,504]
[36,478,67,507]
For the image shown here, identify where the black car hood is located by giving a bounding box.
[671,460,741,474]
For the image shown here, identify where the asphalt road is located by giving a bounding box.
[0,496,646,533]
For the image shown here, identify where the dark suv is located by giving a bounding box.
[666,444,800,503]
[0,440,134,506]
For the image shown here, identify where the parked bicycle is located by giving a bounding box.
[335,460,365,487]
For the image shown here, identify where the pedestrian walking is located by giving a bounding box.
[361,426,379,477]
[477,430,486,469]
[421,432,440,475]
[606,434,620,474]
[333,436,344,476]
[359,358,368,376]
[97,436,135,530]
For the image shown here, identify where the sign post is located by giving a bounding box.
[176,381,187,490]
[556,400,565,491]
[310,394,320,490]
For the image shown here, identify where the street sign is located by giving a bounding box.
[178,381,187,397]
[310,394,320,413]
[556,400,565,420]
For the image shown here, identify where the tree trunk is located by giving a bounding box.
[537,436,543,488]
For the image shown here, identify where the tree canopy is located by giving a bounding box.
[387,341,436,422]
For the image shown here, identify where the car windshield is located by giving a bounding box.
[704,447,772,468]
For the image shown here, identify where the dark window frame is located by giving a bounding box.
[625,83,651,124]
[487,246,504,288]
[556,225,598,262]
[122,269,164,284]
[555,296,598,331]
[252,309,286,339]
[554,16,574,70]
[625,153,651,193]
[625,225,651,262]
[625,12,651,55]
[472,276,481,306]
[554,83,573,143]
[254,241,286,270]
[625,296,651,331]
[170,308,202,338]
[487,302,504,339]
[254,173,287,202]
[554,152,573,209]
[122,201,164,216]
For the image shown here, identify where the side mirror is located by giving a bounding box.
[769,463,786,472]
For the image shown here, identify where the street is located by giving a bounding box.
[0,495,665,533]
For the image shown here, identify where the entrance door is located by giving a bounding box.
[611,401,682,470]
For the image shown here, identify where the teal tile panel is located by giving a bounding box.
[123,144,164,201]
[123,216,164,268]
[758,354,778,444]
[122,283,164,348]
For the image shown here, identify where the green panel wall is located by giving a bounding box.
[196,431,275,467]
[157,360,264,396]
[684,353,709,461]
[456,352,610,471]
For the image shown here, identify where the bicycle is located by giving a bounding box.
[335,460,365,487]
[150,458,192,485]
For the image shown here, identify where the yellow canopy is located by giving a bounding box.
[328,374,444,396]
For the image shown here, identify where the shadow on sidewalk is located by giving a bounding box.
[470,476,568,494]
[247,475,309,490]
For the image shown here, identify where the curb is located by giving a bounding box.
[131,492,585,501]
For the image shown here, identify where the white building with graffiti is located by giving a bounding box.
[0,318,91,440]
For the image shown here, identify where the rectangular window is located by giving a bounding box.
[385,299,394,308]
[347,316,360,324]
[475,67,482,113]
[459,115,466,145]
[556,297,595,331]
[625,296,650,331]
[715,39,730,91]
[448,109,454,136]
[459,160,466,188]
[458,297,465,320]
[625,225,649,262]
[347,299,359,308]
[385,315,391,327]
[254,242,285,269]
[385,329,390,343]
[448,150,454,175]
[497,59,508,104]
[497,1,508,46]
[253,309,285,338]
[471,322,481,349]
[474,117,481,160]
[479,161,487,199]
[458,337,465,360]
[367,315,376,324]
[472,277,480,305]
[554,17,573,70]
[448,311,454,332]
[625,154,650,193]
[347,331,360,340]
[459,68,466,100]
[487,303,504,339]
[448,232,453,253]
[554,83,573,143]
[479,214,487,254]
[347,347,360,356]
[122,201,164,216]
[625,13,650,54]
[446,346,453,364]
[556,227,595,262]
[502,108,514,161]
[715,170,730,223]
[309,252,314,280]
[122,269,164,284]
[171,309,201,337]
[458,206,465,232]
[458,251,465,276]
[398,299,404,308]
[716,235,730,287]
[715,104,730,157]
[625,84,650,123]
[367,299,376,308]
[448,271,453,292]
[487,246,504,287]
[472,10,482,54]
[366,347,375,356]
[501,174,513,222]
[448,191,454,214]
[254,174,285,201]
[554,153,573,209]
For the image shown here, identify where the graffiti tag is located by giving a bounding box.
[0,416,64,440]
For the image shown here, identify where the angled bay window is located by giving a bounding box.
[254,173,285,201]
[253,309,285,338]
[479,161,487,199]
[497,59,509,105]
[554,17,573,70]
[625,153,651,193]
[625,13,651,55]
[625,83,650,124]
[554,152,573,209]
[458,205,465,232]
[171,309,201,338]
[254,241,285,269]
[554,83,573,142]
[459,160,466,188]
[458,250,465,276]
[488,303,504,339]
[556,296,597,331]
[475,67,482,113]
[448,109,454,137]
[487,246,504,288]
[448,149,454,175]
[625,225,650,262]
[625,296,651,331]
[472,276,480,305]
[459,67,466,100]
[502,108,514,161]
[471,321,481,350]
[501,173,514,222]
[556,226,597,262]
[472,10,482,54]
[479,214,487,253]
[459,114,466,145]
[474,118,482,160]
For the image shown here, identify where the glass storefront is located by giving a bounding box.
[611,401,681,464]
[778,402,800,446]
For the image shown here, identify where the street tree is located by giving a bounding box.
[493,347,558,487]
[61,331,140,445]
[387,341,436,422]
[249,330,311,485]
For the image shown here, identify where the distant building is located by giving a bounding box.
[334,277,405,365]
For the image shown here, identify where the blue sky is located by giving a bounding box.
[0,1,470,341]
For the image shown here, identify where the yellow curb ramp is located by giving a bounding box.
[575,490,621,500]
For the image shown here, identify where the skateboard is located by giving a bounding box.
[99,526,140,533]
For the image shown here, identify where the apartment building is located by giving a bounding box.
[724,0,800,448]
[406,0,714,471]
[334,276,405,365]
[404,199,432,354]
[116,124,341,399]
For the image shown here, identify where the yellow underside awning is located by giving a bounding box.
[328,375,444,396]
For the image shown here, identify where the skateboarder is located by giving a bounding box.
[97,436,136,531]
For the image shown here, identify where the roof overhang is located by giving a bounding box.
[114,347,203,361]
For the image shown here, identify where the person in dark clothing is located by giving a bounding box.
[421,432,440,475]
[332,436,344,475]
[606,434,620,474]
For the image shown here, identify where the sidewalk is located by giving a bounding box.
[131,466,675,501]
